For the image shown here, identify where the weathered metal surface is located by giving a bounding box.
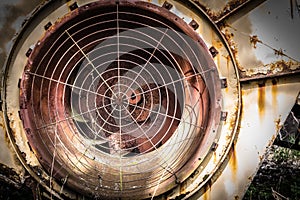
[0,0,42,71]
[17,2,219,198]
[214,0,267,26]
[197,77,300,200]
[0,0,299,199]
[221,0,300,71]
[240,60,300,82]
[193,0,267,26]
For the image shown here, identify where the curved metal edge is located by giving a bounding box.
[168,0,242,199]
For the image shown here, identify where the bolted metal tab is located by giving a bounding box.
[69,2,78,11]
[18,79,21,88]
[189,19,199,30]
[211,142,218,151]
[221,78,227,89]
[44,22,52,30]
[25,48,33,57]
[162,1,173,10]
[220,111,228,121]
[209,46,219,57]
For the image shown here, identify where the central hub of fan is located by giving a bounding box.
[92,65,182,154]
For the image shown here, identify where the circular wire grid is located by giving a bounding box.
[19,1,218,198]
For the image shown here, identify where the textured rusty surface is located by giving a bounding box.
[193,0,266,24]
[1,0,300,199]
[16,0,216,198]
[240,60,300,82]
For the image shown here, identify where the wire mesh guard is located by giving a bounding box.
[19,1,219,199]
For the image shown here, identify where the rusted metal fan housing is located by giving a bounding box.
[18,1,219,198]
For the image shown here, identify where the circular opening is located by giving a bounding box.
[19,1,218,198]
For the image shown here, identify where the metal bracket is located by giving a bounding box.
[220,111,228,121]
[162,1,173,10]
[69,2,78,11]
[211,142,218,151]
[25,48,33,57]
[189,19,199,30]
[44,22,52,30]
[209,46,219,58]
[220,78,228,89]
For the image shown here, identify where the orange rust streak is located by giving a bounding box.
[213,152,217,164]
[275,118,281,132]
[258,85,265,118]
[180,181,187,195]
[225,55,230,93]
[203,183,211,200]
[217,54,221,71]
[272,80,278,113]
[229,146,238,181]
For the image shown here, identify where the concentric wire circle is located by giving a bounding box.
[19,0,220,198]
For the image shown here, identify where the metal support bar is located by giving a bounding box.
[215,0,267,27]
[240,69,300,83]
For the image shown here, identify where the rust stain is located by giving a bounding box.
[229,108,239,133]
[158,0,164,5]
[258,83,265,118]
[213,152,217,164]
[203,182,211,200]
[241,59,300,79]
[249,35,261,48]
[217,53,221,73]
[275,118,281,132]
[271,79,278,114]
[226,55,231,74]
[229,145,238,181]
[225,55,231,93]
[211,29,223,49]
[223,28,243,71]
[193,0,249,22]
[180,181,187,195]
